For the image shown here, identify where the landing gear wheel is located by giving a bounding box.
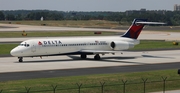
[94,54,101,60]
[18,57,23,62]
[81,54,87,59]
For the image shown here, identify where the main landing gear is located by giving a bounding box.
[18,57,23,62]
[80,54,101,60]
[94,54,100,60]
[81,54,87,59]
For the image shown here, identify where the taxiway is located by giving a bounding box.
[1,50,180,73]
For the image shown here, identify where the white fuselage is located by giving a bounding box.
[10,36,139,57]
[10,19,165,62]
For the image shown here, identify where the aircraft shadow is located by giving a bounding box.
[68,55,140,62]
[142,55,174,59]
[99,56,147,65]
[16,58,78,63]
[16,55,146,65]
[14,54,174,65]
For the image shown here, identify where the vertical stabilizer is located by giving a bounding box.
[122,19,147,39]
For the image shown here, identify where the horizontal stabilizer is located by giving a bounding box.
[135,22,166,25]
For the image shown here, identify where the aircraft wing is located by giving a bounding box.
[80,49,118,54]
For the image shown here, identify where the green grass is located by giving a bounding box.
[0,20,120,28]
[0,44,18,55]
[130,40,180,51]
[0,69,180,93]
[0,31,117,38]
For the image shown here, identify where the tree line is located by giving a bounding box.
[0,10,180,26]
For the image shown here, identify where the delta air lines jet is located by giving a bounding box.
[10,19,165,62]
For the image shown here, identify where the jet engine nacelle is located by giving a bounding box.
[110,41,134,50]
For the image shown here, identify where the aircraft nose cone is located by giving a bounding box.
[10,47,21,57]
[10,48,17,56]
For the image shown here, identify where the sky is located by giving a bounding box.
[0,0,180,12]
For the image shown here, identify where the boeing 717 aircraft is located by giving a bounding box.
[10,19,165,62]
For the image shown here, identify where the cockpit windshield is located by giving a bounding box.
[19,42,30,47]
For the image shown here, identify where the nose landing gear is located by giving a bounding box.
[18,57,23,62]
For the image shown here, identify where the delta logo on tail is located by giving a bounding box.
[122,19,165,39]
[122,19,147,39]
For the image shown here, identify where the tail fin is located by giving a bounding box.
[122,19,166,39]
[122,19,147,39]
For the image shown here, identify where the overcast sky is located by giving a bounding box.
[0,0,180,12]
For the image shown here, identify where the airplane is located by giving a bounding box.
[10,19,165,62]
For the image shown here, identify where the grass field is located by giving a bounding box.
[0,31,117,38]
[0,44,18,55]
[0,20,121,28]
[0,69,180,93]
[129,40,180,51]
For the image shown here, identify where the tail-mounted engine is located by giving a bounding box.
[110,41,134,50]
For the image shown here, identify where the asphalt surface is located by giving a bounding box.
[0,62,179,81]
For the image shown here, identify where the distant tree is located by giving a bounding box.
[6,14,15,20]
[2,10,180,25]
[49,13,64,20]
[97,15,104,20]
[25,12,64,20]
[16,14,23,20]
[0,11,5,20]
[171,14,180,25]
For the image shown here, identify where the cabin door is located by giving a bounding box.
[31,42,36,52]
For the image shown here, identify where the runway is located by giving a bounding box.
[0,50,180,81]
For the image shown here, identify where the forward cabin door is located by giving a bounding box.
[31,42,36,52]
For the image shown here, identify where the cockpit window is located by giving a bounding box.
[19,44,30,47]
[26,44,30,47]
